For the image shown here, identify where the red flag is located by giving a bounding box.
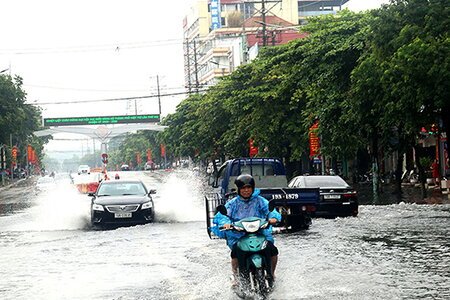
[11,147,18,161]
[160,144,166,157]
[249,139,258,157]
[309,120,320,158]
[137,152,141,164]
[27,146,33,162]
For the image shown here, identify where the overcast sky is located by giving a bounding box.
[0,0,389,153]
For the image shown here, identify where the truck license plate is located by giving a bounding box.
[115,213,132,218]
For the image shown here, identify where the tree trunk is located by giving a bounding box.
[413,145,427,199]
[371,136,380,204]
[442,104,450,176]
[394,151,404,198]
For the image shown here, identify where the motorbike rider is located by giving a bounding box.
[212,174,281,284]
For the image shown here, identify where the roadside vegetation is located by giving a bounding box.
[0,74,47,170]
[154,0,449,198]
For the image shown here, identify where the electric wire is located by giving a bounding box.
[30,90,209,105]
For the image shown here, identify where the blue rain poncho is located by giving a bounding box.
[210,189,282,249]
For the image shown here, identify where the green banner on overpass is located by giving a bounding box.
[44,114,160,126]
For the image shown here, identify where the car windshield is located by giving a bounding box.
[97,182,146,196]
[304,176,349,188]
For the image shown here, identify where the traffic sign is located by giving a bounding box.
[313,157,322,164]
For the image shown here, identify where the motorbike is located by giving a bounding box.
[217,201,276,300]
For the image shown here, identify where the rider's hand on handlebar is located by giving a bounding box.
[268,218,278,225]
[223,223,232,230]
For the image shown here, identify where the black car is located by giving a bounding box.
[288,175,358,218]
[90,180,156,227]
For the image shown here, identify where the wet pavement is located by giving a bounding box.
[0,170,449,299]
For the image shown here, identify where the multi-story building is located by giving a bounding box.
[183,0,349,90]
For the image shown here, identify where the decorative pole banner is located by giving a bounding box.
[32,150,36,163]
[309,120,320,158]
[11,146,18,161]
[27,146,33,162]
[249,139,258,157]
[160,144,166,157]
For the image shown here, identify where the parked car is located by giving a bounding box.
[77,165,90,175]
[36,176,57,192]
[89,180,156,227]
[144,161,155,171]
[120,164,130,171]
[288,175,358,218]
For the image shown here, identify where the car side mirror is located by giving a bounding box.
[88,192,95,197]
[216,204,228,216]
[268,200,275,212]
[148,189,157,195]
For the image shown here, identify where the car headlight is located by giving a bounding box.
[141,201,153,210]
[92,204,104,211]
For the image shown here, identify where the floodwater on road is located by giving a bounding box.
[0,170,449,300]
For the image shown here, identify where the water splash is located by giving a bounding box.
[152,169,206,223]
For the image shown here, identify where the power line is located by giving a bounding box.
[30,90,208,106]
[0,39,184,55]
[23,83,185,93]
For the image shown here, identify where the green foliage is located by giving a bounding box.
[0,74,45,168]
[110,0,449,177]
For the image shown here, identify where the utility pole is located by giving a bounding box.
[10,134,13,180]
[193,40,200,93]
[250,0,281,46]
[156,75,161,116]
[184,38,192,93]
[261,0,267,46]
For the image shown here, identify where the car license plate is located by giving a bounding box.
[115,213,132,218]
[324,194,340,199]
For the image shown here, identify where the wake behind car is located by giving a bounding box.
[288,175,358,218]
[90,180,156,227]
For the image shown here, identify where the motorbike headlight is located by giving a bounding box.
[241,220,261,233]
[141,201,153,210]
[92,204,104,211]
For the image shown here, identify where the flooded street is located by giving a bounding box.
[0,170,449,299]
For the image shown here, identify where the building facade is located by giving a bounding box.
[183,0,349,90]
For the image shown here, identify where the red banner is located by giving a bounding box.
[136,152,141,164]
[11,147,18,161]
[33,151,39,166]
[160,144,166,157]
[27,146,33,162]
[309,121,320,157]
[249,139,258,157]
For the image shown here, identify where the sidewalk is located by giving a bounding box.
[0,177,30,192]
[355,182,450,205]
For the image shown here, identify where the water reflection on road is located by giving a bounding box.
[0,170,449,299]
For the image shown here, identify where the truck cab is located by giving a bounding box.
[210,158,287,197]
[206,158,320,233]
